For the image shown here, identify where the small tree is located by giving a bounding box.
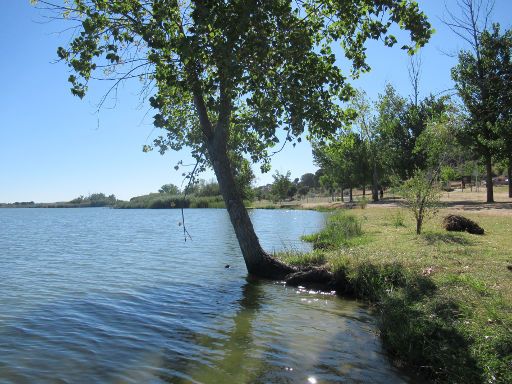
[400,169,442,234]
[440,166,458,190]
[401,105,462,234]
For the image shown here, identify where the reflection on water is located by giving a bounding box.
[0,208,411,383]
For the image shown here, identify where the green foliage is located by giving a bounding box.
[116,193,225,209]
[68,193,117,207]
[399,169,442,234]
[414,108,467,170]
[376,85,452,180]
[313,132,368,199]
[357,196,369,209]
[274,250,326,268]
[452,24,510,157]
[440,165,458,184]
[48,0,432,181]
[302,212,363,249]
[232,157,256,201]
[194,180,221,197]
[270,170,292,202]
[158,183,181,194]
[390,209,406,228]
[300,173,317,188]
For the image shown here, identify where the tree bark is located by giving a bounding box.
[207,137,295,279]
[189,69,295,279]
[372,163,379,202]
[416,216,423,235]
[349,187,353,202]
[508,155,512,198]
[416,208,423,235]
[485,154,494,203]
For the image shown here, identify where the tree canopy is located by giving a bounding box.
[44,0,431,171]
[39,0,433,277]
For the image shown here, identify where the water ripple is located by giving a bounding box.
[0,208,411,383]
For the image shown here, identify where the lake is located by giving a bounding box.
[0,208,411,383]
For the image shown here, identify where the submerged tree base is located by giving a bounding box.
[248,252,336,288]
[247,252,298,280]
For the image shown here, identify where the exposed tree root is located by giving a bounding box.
[248,252,335,290]
[284,267,335,288]
[247,252,298,280]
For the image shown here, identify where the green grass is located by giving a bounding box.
[301,212,364,249]
[276,250,326,267]
[276,207,512,384]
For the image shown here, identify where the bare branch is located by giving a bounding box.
[408,53,422,106]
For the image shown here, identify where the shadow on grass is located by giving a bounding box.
[442,200,512,211]
[422,231,475,246]
[380,293,482,383]
[333,261,484,383]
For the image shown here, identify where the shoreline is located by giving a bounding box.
[276,202,512,384]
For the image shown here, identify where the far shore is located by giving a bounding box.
[2,186,511,214]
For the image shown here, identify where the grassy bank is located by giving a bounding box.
[277,207,512,384]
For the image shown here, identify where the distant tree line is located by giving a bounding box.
[70,193,117,207]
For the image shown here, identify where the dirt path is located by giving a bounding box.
[296,187,512,216]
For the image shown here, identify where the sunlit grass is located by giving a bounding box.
[276,206,512,384]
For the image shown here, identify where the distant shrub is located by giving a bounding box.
[391,210,406,227]
[357,197,369,209]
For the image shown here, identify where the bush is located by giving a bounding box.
[357,196,369,209]
[302,212,362,249]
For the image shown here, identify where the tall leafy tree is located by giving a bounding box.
[312,132,368,202]
[38,0,431,278]
[351,90,381,201]
[270,170,292,202]
[376,85,449,182]
[480,25,512,198]
[300,173,317,189]
[448,0,500,203]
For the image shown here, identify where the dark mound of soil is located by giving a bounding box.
[443,214,484,235]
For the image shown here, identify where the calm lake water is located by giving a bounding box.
[0,208,411,383]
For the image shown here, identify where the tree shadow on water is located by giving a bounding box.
[158,277,270,384]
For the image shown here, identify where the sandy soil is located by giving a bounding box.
[295,186,512,216]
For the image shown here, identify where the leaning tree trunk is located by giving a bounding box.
[485,154,494,203]
[207,137,294,279]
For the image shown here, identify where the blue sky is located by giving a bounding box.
[1,1,511,203]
